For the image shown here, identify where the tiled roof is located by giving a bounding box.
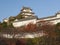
[21,6,32,11]
[13,16,37,22]
[38,15,56,20]
[38,18,60,22]
[45,18,60,21]
[20,11,34,14]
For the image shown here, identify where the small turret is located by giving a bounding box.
[56,10,60,18]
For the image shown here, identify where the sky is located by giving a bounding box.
[0,0,60,21]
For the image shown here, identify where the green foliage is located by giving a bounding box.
[26,37,51,45]
[16,14,23,19]
[27,39,34,45]
[9,17,16,22]
[0,22,1,24]
[55,22,60,35]
[54,22,60,45]
[2,22,7,28]
[56,22,60,30]
[8,23,14,28]
[56,22,60,26]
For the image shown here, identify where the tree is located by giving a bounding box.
[24,23,37,32]
[2,22,7,28]
[0,22,3,29]
[16,14,23,19]
[9,16,16,22]
[39,22,57,45]
[56,22,60,30]
[55,22,60,45]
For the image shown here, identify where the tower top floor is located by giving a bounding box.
[20,6,34,13]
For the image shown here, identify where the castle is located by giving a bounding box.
[3,6,60,27]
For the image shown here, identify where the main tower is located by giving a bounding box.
[20,6,35,18]
[19,6,35,18]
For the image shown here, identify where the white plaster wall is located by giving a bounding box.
[37,14,60,24]
[54,19,60,24]
[12,19,36,27]
[1,31,45,38]
[25,13,32,15]
[49,20,57,24]
[49,19,60,24]
[4,19,9,22]
[23,9,32,12]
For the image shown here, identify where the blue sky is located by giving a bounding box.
[0,0,60,21]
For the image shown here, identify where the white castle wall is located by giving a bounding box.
[49,19,60,24]
[12,19,36,27]
[37,14,60,24]
[57,14,60,18]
